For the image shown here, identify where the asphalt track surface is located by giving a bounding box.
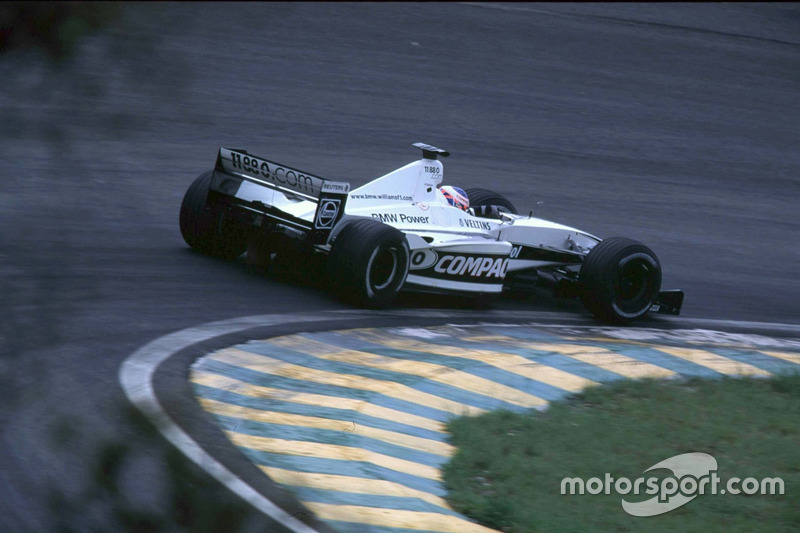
[1,3,799,532]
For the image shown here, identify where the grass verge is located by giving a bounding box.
[443,374,800,532]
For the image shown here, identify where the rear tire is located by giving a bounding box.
[464,188,518,214]
[179,171,247,260]
[579,237,662,324]
[328,219,410,308]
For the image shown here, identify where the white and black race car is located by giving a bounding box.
[179,143,683,323]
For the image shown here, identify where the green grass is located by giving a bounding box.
[443,374,800,532]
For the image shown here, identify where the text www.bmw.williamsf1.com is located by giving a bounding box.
[560,453,785,517]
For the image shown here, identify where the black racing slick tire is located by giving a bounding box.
[328,219,410,308]
[179,171,247,260]
[464,188,518,215]
[579,237,662,324]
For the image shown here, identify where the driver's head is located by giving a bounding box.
[440,186,469,211]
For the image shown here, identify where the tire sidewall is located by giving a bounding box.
[179,171,213,249]
[329,219,410,307]
[581,238,662,323]
[603,248,661,320]
[361,235,410,305]
[179,171,247,259]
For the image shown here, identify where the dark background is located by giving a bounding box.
[1,3,798,531]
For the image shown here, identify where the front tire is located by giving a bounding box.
[328,219,410,308]
[179,171,247,260]
[579,237,662,323]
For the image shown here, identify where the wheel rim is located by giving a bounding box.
[368,246,399,291]
[613,254,657,315]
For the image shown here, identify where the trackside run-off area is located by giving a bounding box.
[188,323,800,532]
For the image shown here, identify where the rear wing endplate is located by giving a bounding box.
[214,147,350,244]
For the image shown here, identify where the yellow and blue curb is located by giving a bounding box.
[190,324,799,532]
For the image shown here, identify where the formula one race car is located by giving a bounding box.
[179,143,683,323]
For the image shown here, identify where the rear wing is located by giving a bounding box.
[212,147,350,244]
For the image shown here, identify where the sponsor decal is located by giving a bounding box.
[434,254,508,279]
[507,244,583,263]
[315,199,340,229]
[409,251,508,282]
[410,250,438,270]
[350,193,414,202]
[459,218,492,231]
[227,150,317,194]
[401,214,430,224]
[321,181,350,193]
[372,213,430,224]
[417,203,429,211]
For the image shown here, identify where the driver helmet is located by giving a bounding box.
[439,186,469,211]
